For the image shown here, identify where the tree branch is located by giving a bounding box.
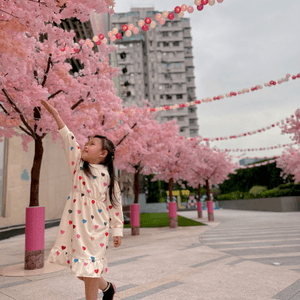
[0,9,19,18]
[48,89,64,100]
[1,88,35,138]
[116,122,137,147]
[41,54,52,87]
[71,92,90,110]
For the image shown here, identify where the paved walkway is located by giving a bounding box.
[0,209,300,300]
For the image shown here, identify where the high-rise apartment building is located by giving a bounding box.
[112,7,199,137]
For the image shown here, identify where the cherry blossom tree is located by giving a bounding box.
[276,146,300,184]
[276,109,300,183]
[115,102,180,204]
[0,0,127,207]
[149,132,197,203]
[186,145,239,200]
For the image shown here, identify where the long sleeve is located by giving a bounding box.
[58,125,81,175]
[107,180,124,237]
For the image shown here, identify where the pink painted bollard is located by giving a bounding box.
[197,201,202,218]
[207,201,214,221]
[130,204,140,235]
[169,201,178,228]
[25,206,45,270]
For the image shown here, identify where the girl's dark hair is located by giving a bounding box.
[82,135,118,209]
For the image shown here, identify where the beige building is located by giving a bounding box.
[112,7,199,138]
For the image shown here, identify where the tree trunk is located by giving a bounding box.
[168,178,173,202]
[206,179,211,201]
[29,137,43,207]
[134,167,140,204]
[198,183,201,201]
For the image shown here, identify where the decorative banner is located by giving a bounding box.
[217,142,297,152]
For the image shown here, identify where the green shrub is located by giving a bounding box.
[260,188,292,198]
[215,191,244,201]
[249,186,267,196]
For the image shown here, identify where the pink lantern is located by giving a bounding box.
[187,6,194,13]
[156,13,162,21]
[133,27,139,34]
[159,18,166,25]
[98,33,104,40]
[168,12,175,20]
[292,75,297,80]
[202,0,208,4]
[181,4,187,11]
[145,17,151,24]
[175,6,181,13]
[95,40,101,45]
[116,32,122,40]
[197,4,204,10]
[217,0,223,2]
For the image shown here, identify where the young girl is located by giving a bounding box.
[42,100,124,300]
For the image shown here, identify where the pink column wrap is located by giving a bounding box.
[24,206,45,270]
[169,202,178,228]
[197,201,202,218]
[130,204,140,235]
[207,201,214,221]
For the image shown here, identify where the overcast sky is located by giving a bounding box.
[114,0,300,165]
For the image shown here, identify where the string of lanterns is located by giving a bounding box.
[181,114,295,142]
[237,157,279,170]
[148,72,300,112]
[215,142,297,153]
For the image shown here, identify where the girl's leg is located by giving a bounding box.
[77,276,108,291]
[83,277,101,300]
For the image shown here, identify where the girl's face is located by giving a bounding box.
[81,137,107,164]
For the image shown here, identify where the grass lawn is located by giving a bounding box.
[124,213,206,228]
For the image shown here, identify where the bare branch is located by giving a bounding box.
[116,122,137,147]
[0,9,19,18]
[41,54,52,87]
[48,89,64,100]
[1,88,35,138]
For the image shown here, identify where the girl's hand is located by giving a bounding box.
[41,100,59,117]
[113,236,121,248]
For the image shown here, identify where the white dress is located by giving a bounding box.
[46,125,124,277]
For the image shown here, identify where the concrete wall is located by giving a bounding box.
[218,197,300,212]
[0,131,74,228]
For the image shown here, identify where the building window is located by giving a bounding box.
[157,42,160,47]
[176,84,182,89]
[190,129,197,135]
[173,41,179,46]
[164,63,171,68]
[183,28,190,34]
[180,127,185,132]
[153,95,155,100]
[176,94,183,99]
[186,67,193,72]
[172,31,179,36]
[163,22,168,27]
[184,37,191,40]
[160,95,164,99]
[172,21,178,26]
[150,41,152,46]
[189,119,195,124]
[188,107,195,113]
[187,77,192,82]
[187,88,194,93]
[163,42,169,47]
[166,95,172,99]
[178,116,184,121]
[162,32,168,37]
[185,57,191,60]
[174,62,181,68]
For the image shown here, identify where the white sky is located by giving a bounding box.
[114,0,300,165]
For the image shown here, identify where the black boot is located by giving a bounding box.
[101,281,116,300]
